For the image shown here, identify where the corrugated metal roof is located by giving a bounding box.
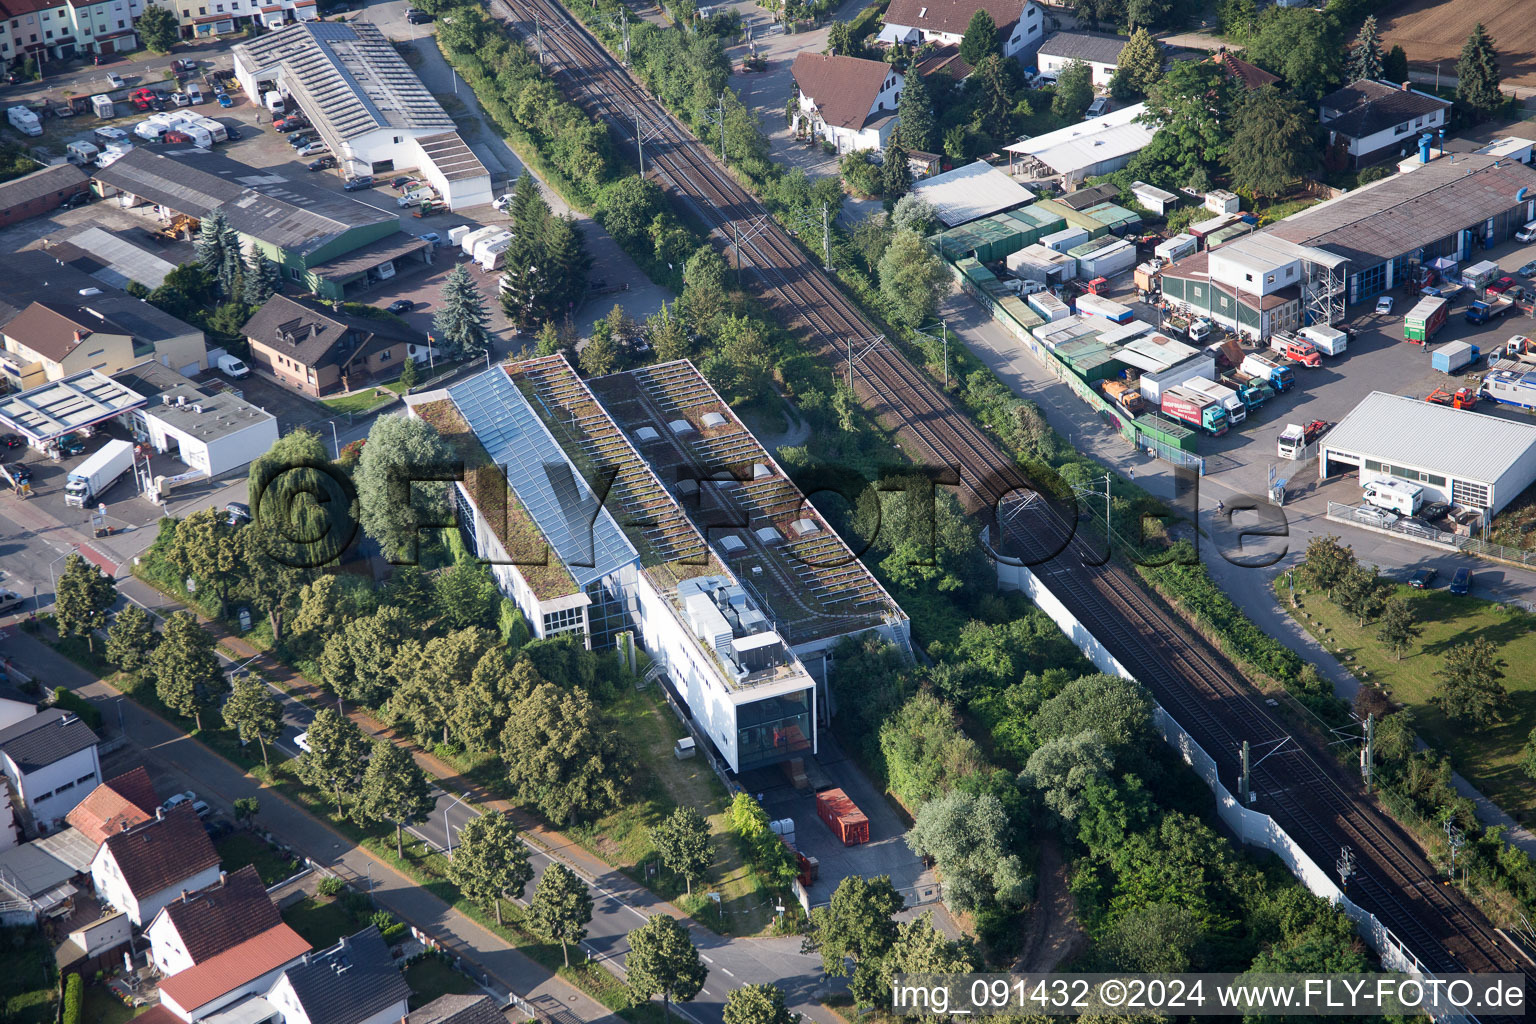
[1324,391,1536,484]
[413,132,489,183]
[0,163,87,209]
[910,160,1035,227]
[1003,103,1156,176]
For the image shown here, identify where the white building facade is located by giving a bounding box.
[0,710,101,833]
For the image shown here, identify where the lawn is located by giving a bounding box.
[81,984,144,1024]
[565,688,771,934]
[1275,576,1536,820]
[283,895,362,948]
[215,832,304,887]
[320,380,407,415]
[1,927,56,1024]
[405,955,479,1009]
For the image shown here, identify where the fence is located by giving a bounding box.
[1460,535,1536,569]
[993,552,1455,998]
[1326,502,1461,548]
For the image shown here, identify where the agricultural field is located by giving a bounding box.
[1378,0,1536,87]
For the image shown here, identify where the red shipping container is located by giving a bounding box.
[816,788,870,846]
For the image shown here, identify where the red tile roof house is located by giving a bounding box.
[66,766,160,846]
[791,53,904,155]
[156,921,311,1022]
[145,865,284,978]
[88,804,222,926]
[876,0,1045,63]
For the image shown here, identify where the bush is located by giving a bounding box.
[316,876,345,898]
[51,687,103,730]
[62,973,82,1024]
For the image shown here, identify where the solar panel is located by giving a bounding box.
[448,369,637,588]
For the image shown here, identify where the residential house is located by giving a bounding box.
[156,922,310,1021]
[239,293,427,397]
[89,804,221,926]
[66,766,160,846]
[0,301,135,390]
[877,0,1044,63]
[0,0,137,63]
[0,164,89,228]
[1212,50,1279,91]
[0,707,101,833]
[0,687,33,850]
[791,52,903,154]
[264,927,411,1024]
[146,865,283,977]
[406,995,505,1024]
[1036,30,1136,88]
[1318,78,1451,169]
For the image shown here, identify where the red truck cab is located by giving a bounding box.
[1272,336,1322,367]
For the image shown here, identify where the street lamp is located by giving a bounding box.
[443,793,471,859]
[325,420,341,460]
[46,547,77,602]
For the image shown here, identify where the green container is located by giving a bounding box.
[1082,202,1142,235]
[1036,199,1110,239]
[1132,413,1199,451]
[1009,204,1067,236]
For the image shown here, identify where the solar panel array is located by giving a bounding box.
[447,368,637,589]
[511,357,708,571]
[626,363,889,615]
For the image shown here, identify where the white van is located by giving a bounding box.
[265,91,286,115]
[217,354,251,378]
[185,83,205,104]
[1517,221,1536,244]
[1362,479,1423,517]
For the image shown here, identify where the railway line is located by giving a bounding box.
[480,0,1530,984]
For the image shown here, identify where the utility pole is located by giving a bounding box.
[1445,818,1464,882]
[941,319,948,387]
[631,104,645,174]
[1361,713,1375,792]
[1239,740,1251,805]
[718,91,726,163]
[822,202,832,272]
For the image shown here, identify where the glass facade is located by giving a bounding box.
[583,577,631,650]
[735,688,813,772]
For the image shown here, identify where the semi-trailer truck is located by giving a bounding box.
[1161,386,1229,435]
[1239,352,1294,393]
[1404,296,1449,343]
[1182,376,1247,424]
[1268,332,1322,367]
[1431,341,1482,374]
[1277,420,1328,460]
[64,439,134,507]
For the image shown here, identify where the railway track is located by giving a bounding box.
[480,0,1530,984]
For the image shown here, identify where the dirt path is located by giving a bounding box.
[1014,838,1088,972]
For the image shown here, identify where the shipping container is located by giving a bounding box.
[1155,234,1198,262]
[1404,296,1449,343]
[1298,325,1347,357]
[1077,239,1136,280]
[1036,199,1111,238]
[1461,260,1500,292]
[1027,291,1070,322]
[1082,201,1142,236]
[1206,221,1255,247]
[1132,412,1200,451]
[816,788,869,846]
[1431,341,1482,374]
[1074,294,1134,324]
[1041,226,1090,253]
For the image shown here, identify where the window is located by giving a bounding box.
[378,349,390,361]
[1395,123,1408,135]
[288,267,300,280]
[1244,272,1254,282]
[117,18,123,25]
[86,348,104,358]
[1364,459,1381,472]
[1452,479,1489,509]
[198,7,204,14]
[216,4,223,10]
[541,606,584,636]
[1265,274,1275,284]
[76,771,96,785]
[1427,474,1446,487]
[45,29,51,37]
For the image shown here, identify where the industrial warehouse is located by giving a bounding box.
[405,356,909,775]
[1320,391,1536,517]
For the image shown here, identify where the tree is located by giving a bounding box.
[907,790,1030,913]
[579,326,619,375]
[356,740,435,858]
[432,264,493,360]
[296,707,368,816]
[448,812,533,926]
[242,256,280,307]
[1020,730,1112,820]
[625,915,708,1021]
[600,176,666,253]
[972,55,1014,142]
[54,554,115,652]
[854,912,977,1013]
[895,72,936,153]
[1131,60,1237,187]
[247,427,350,575]
[1227,84,1318,199]
[195,209,233,279]
[106,604,158,675]
[881,143,912,202]
[1217,0,1256,40]
[802,874,902,976]
[1052,59,1094,121]
[233,797,260,828]
[878,230,947,328]
[137,3,179,52]
[650,806,712,894]
[398,353,418,391]
[393,627,492,743]
[434,562,499,632]
[724,985,796,1024]
[1246,7,1340,102]
[1522,728,1536,782]
[167,508,241,607]
[1383,45,1409,85]
[217,242,245,303]
[150,612,224,732]
[1110,28,1162,101]
[354,413,456,562]
[648,304,691,362]
[826,21,856,56]
[527,862,593,965]
[1332,563,1386,627]
[1347,15,1383,82]
[1434,637,1509,726]
[223,675,282,768]
[500,683,633,824]
[1303,535,1356,596]
[1455,24,1503,122]
[235,523,309,642]
[958,9,998,67]
[890,194,938,237]
[1375,598,1422,662]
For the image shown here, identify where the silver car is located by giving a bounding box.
[0,589,25,614]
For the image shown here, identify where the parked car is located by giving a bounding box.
[1422,501,1450,521]
[418,231,441,246]
[343,175,375,191]
[1487,275,1517,295]
[1408,568,1437,589]
[406,8,433,22]
[287,133,313,149]
[386,299,414,314]
[225,126,242,140]
[105,72,125,89]
[308,155,337,171]
[296,141,329,157]
[217,92,234,108]
[62,191,93,209]
[0,589,25,614]
[225,501,252,525]
[161,790,197,812]
[1375,295,1394,314]
[0,433,22,449]
[171,92,192,107]
[1517,259,1536,278]
[203,818,235,840]
[1353,506,1393,527]
[4,463,33,484]
[275,117,307,133]
[1086,96,1108,117]
[1449,567,1472,595]
[390,175,415,189]
[57,435,87,457]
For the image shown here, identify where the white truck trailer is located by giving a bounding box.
[64,439,135,508]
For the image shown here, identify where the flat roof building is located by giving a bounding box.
[113,362,280,482]
[0,370,148,446]
[233,22,492,209]
[909,159,1036,227]
[1004,104,1157,185]
[1319,391,1536,515]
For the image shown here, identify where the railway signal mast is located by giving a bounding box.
[1337,845,1356,888]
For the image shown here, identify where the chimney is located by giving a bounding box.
[156,806,165,820]
[219,870,227,886]
[73,330,84,343]
[1400,80,1409,91]
[181,889,190,903]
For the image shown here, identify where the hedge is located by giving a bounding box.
[62,973,82,1024]
[52,687,103,730]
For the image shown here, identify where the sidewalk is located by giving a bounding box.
[0,626,620,1024]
